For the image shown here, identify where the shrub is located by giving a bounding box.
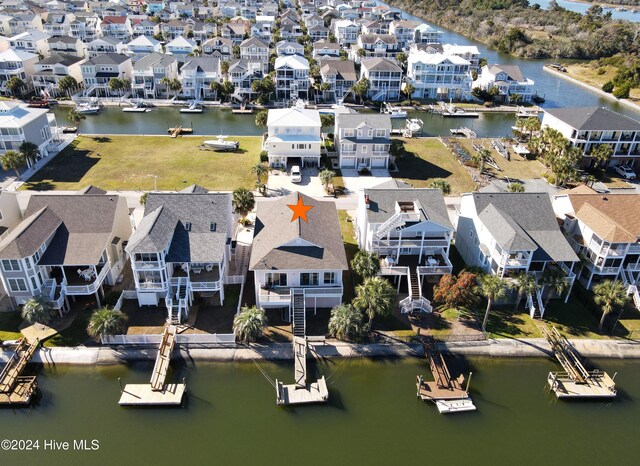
[601,81,614,93]
[612,83,631,99]
[259,150,268,163]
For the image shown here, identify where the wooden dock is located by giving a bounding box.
[416,339,476,413]
[168,126,193,137]
[276,337,329,406]
[119,326,186,406]
[231,102,253,114]
[541,326,616,399]
[0,338,40,406]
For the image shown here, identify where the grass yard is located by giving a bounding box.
[456,138,548,181]
[0,311,23,341]
[563,63,640,100]
[338,210,358,302]
[392,137,476,194]
[43,308,93,347]
[22,135,262,191]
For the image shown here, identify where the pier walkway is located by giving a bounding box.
[541,325,617,399]
[0,338,39,405]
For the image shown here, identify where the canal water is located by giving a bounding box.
[2,357,639,465]
[537,0,640,22]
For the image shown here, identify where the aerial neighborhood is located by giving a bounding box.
[0,0,639,418]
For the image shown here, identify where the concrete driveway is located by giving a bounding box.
[341,169,392,194]
[266,166,327,197]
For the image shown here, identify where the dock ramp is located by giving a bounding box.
[0,338,39,405]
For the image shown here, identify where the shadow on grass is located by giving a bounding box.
[91,136,112,144]
[485,306,536,338]
[392,150,453,183]
[24,148,99,185]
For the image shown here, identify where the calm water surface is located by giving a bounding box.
[1,357,639,465]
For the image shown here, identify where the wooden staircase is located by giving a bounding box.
[400,268,432,314]
[291,289,306,338]
[409,269,420,299]
[0,338,39,394]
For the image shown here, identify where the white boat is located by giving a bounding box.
[76,102,101,114]
[441,103,479,118]
[435,398,477,414]
[201,136,240,152]
[122,100,150,113]
[180,101,203,113]
[381,102,407,118]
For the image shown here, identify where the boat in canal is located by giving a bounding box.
[180,101,203,113]
[76,100,102,114]
[440,102,480,118]
[122,100,151,113]
[381,102,407,118]
[201,136,240,151]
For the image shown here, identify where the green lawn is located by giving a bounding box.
[22,135,262,191]
[43,309,93,347]
[0,312,23,341]
[392,137,476,195]
[338,210,358,302]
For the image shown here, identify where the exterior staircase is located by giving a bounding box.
[375,211,405,239]
[400,268,432,314]
[527,292,542,319]
[372,89,386,101]
[291,289,306,338]
[166,277,189,325]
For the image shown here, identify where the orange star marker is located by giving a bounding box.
[288,195,314,223]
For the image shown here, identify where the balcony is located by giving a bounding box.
[63,263,110,295]
[171,262,222,291]
[258,284,343,303]
[134,260,163,270]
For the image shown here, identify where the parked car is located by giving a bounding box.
[615,165,637,180]
[290,165,302,183]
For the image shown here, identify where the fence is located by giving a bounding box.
[101,332,236,345]
[113,290,138,311]
[224,274,245,285]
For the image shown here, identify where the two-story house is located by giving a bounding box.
[335,113,391,170]
[125,190,234,324]
[0,49,37,96]
[69,15,100,42]
[319,60,356,102]
[202,37,233,60]
[220,22,247,45]
[228,58,263,100]
[86,37,124,59]
[388,20,419,50]
[43,12,74,38]
[124,35,163,62]
[0,190,131,312]
[250,192,348,314]
[165,35,197,63]
[81,53,133,97]
[442,44,480,70]
[3,31,50,57]
[264,103,321,168]
[131,19,160,38]
[356,181,454,312]
[456,192,579,315]
[132,52,178,99]
[407,48,473,100]
[474,64,535,103]
[0,101,58,157]
[32,53,84,98]
[179,56,220,100]
[46,35,86,58]
[360,57,402,102]
[239,36,269,75]
[308,23,330,42]
[413,23,443,45]
[276,40,304,57]
[553,190,640,297]
[352,34,400,62]
[332,19,358,46]
[313,39,341,61]
[274,54,309,101]
[541,106,640,170]
[98,16,132,41]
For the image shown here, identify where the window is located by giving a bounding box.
[344,129,354,137]
[300,272,319,286]
[375,129,385,137]
[2,259,20,271]
[266,272,287,287]
[297,143,307,150]
[361,146,368,154]
[8,278,26,292]
[323,272,336,284]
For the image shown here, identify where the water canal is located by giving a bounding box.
[2,357,639,465]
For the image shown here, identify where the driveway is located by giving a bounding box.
[341,169,393,194]
[266,166,327,197]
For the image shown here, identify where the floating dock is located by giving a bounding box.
[119,326,186,406]
[0,338,40,406]
[541,326,616,399]
[276,336,329,406]
[168,126,193,137]
[416,339,476,414]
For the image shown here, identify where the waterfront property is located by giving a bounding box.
[553,190,640,298]
[249,192,348,314]
[406,46,473,101]
[263,104,322,168]
[0,188,131,311]
[335,113,391,170]
[125,189,235,324]
[474,64,535,103]
[360,57,402,102]
[31,53,84,98]
[319,60,356,103]
[274,54,310,101]
[541,106,640,170]
[456,193,579,316]
[80,53,133,97]
[0,101,59,158]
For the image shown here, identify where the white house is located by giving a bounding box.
[332,19,358,46]
[86,37,124,59]
[132,52,178,99]
[0,101,59,158]
[179,57,221,100]
[352,34,400,62]
[388,19,419,50]
[264,103,322,168]
[442,44,480,70]
[474,64,535,103]
[2,31,50,57]
[98,15,132,41]
[360,57,402,102]
[165,35,197,62]
[335,113,391,170]
[541,106,640,170]
[32,53,84,98]
[553,190,640,298]
[313,39,341,60]
[125,190,235,324]
[80,53,133,97]
[0,49,37,96]
[456,192,579,315]
[124,35,162,62]
[407,48,472,100]
[275,54,309,101]
[240,36,270,75]
[249,192,348,313]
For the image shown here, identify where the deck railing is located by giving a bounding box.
[65,264,110,295]
[101,333,236,345]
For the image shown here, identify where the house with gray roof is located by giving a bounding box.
[359,57,402,101]
[0,190,131,312]
[125,191,234,324]
[250,192,348,312]
[320,59,356,102]
[474,64,534,103]
[335,113,391,170]
[132,53,178,99]
[80,53,133,97]
[31,53,84,98]
[456,192,579,317]
[355,181,453,313]
[541,106,640,170]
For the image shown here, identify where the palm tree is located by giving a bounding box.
[232,187,255,220]
[87,307,127,341]
[508,183,525,192]
[220,60,230,76]
[19,141,39,168]
[478,274,509,332]
[5,76,24,97]
[512,272,538,310]
[350,249,380,280]
[319,168,335,193]
[0,150,26,177]
[353,276,395,331]
[68,108,86,132]
[233,306,267,343]
[591,144,613,167]
[593,280,628,332]
[540,267,569,307]
[58,75,78,98]
[328,304,364,341]
[429,178,451,194]
[403,82,415,101]
[21,295,56,324]
[255,110,268,128]
[161,77,182,99]
[250,162,270,185]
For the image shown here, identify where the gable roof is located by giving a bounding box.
[363,187,452,229]
[471,193,578,262]
[567,193,640,243]
[267,106,320,127]
[249,192,348,271]
[361,57,401,72]
[126,193,231,263]
[486,64,524,82]
[336,113,391,131]
[320,60,356,81]
[543,106,640,132]
[240,36,268,48]
[274,54,309,70]
[0,207,61,260]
